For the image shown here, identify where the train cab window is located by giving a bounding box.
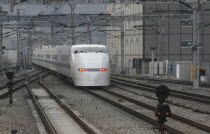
[52,55,58,60]
[74,47,107,53]
[96,47,107,53]
[45,54,51,59]
[61,55,69,62]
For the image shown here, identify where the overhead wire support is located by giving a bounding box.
[192,0,203,89]
[178,0,204,89]
[16,9,21,71]
[192,8,200,89]
[0,6,8,74]
[0,14,3,74]
[69,0,76,45]
[120,27,125,74]
[87,16,92,44]
[26,27,33,70]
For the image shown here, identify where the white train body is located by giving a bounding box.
[32,44,110,86]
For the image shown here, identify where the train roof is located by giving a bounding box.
[71,44,106,48]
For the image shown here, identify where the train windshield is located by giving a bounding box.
[74,47,107,53]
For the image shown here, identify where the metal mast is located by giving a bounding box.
[0,6,8,74]
[26,27,32,70]
[87,16,92,44]
[0,10,3,74]
[69,0,76,45]
[16,9,21,71]
[192,0,202,89]
[120,28,125,74]
[0,16,3,73]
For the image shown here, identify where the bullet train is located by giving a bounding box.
[32,44,110,86]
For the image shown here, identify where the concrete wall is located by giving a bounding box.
[2,50,17,71]
[144,2,210,63]
[106,3,143,74]
[176,61,191,80]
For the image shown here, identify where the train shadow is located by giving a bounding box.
[83,87,104,90]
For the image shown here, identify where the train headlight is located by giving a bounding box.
[78,68,86,72]
[99,68,107,71]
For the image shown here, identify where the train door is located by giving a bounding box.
[133,58,142,74]
[208,63,210,83]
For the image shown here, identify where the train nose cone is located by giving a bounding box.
[88,72,101,80]
[87,63,100,68]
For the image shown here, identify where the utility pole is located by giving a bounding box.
[20,35,24,71]
[87,16,92,44]
[0,12,3,74]
[192,0,204,89]
[120,7,125,74]
[192,8,200,89]
[51,22,54,38]
[120,27,125,74]
[16,9,21,71]
[26,27,32,70]
[0,6,8,74]
[69,0,76,45]
[51,22,55,46]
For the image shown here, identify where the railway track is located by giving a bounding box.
[111,77,210,105]
[0,70,43,99]
[0,69,38,90]
[112,74,210,88]
[52,72,210,134]
[25,73,102,134]
[82,88,210,134]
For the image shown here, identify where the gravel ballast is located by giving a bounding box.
[111,83,210,126]
[0,87,39,134]
[114,76,210,96]
[43,74,157,134]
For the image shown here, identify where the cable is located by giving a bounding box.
[3,32,16,38]
[31,3,140,45]
[100,30,121,39]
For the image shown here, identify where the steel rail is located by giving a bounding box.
[112,76,210,100]
[0,71,43,99]
[111,78,210,105]
[25,74,57,134]
[83,88,184,134]
[103,89,210,133]
[39,74,102,134]
[111,74,210,88]
[0,69,38,90]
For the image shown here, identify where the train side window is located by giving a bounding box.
[74,50,78,54]
[61,55,69,62]
[45,54,51,59]
[33,54,36,57]
[41,54,44,58]
[52,55,58,60]
[37,54,40,58]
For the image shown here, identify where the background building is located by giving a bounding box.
[144,2,210,62]
[105,2,210,82]
[106,3,143,74]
